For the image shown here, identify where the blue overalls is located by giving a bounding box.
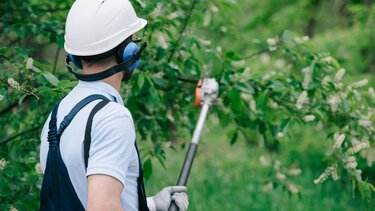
[40,95,149,211]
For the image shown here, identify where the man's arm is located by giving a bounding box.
[87,174,124,211]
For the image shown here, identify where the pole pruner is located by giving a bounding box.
[169,78,219,211]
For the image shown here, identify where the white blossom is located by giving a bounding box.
[198,38,212,46]
[150,4,162,17]
[294,37,303,44]
[368,87,375,99]
[7,78,21,90]
[333,134,345,149]
[268,100,279,109]
[260,53,271,64]
[35,163,43,174]
[0,94,3,101]
[352,90,362,100]
[296,91,308,110]
[203,11,211,26]
[276,172,286,181]
[9,205,18,211]
[347,142,370,155]
[302,67,312,89]
[259,156,270,167]
[216,46,222,53]
[231,60,246,67]
[327,95,341,112]
[288,168,302,176]
[344,157,358,169]
[250,99,257,112]
[302,35,310,42]
[267,38,278,51]
[286,182,299,194]
[167,10,183,19]
[304,115,316,122]
[294,36,309,44]
[262,182,273,192]
[322,76,331,86]
[277,132,285,138]
[322,56,334,63]
[353,79,368,88]
[314,165,336,184]
[220,26,227,33]
[335,68,345,82]
[274,160,281,170]
[267,38,277,46]
[0,158,7,171]
[269,46,277,51]
[331,168,339,181]
[358,119,372,127]
[157,32,168,49]
[210,5,219,13]
[26,57,33,70]
[243,67,251,78]
[317,121,323,130]
[249,95,256,112]
[275,59,285,68]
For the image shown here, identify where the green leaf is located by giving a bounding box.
[227,128,238,145]
[282,30,296,49]
[18,94,28,105]
[357,180,372,202]
[143,158,152,180]
[138,74,145,89]
[42,72,59,86]
[280,118,291,133]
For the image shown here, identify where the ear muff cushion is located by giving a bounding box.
[68,54,83,69]
[118,42,141,71]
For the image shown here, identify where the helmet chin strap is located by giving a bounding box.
[66,43,147,82]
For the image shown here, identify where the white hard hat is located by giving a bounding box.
[64,0,147,56]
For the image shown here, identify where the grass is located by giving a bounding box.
[145,122,374,210]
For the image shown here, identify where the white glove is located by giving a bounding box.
[147,186,189,211]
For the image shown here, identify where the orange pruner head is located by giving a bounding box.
[194,80,202,108]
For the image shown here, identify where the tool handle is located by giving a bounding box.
[168,103,210,211]
[169,143,198,211]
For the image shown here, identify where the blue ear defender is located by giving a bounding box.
[65,39,147,82]
[68,39,141,71]
[117,41,141,71]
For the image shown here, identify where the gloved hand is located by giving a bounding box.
[147,186,189,211]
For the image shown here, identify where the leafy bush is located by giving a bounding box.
[0,0,374,209]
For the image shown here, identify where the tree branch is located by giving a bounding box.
[0,95,31,117]
[0,126,41,146]
[167,0,199,63]
[53,47,61,74]
[244,49,269,60]
[163,75,199,84]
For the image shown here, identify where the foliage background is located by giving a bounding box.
[0,0,374,210]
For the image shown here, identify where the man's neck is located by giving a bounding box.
[82,61,123,92]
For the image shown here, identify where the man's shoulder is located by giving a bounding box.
[100,101,133,120]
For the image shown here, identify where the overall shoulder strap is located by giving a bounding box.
[135,142,150,211]
[83,99,110,169]
[47,101,61,143]
[56,94,109,138]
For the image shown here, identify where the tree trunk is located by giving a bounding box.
[305,0,322,37]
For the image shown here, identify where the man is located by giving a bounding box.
[39,0,189,210]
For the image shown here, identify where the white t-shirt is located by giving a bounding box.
[40,81,139,210]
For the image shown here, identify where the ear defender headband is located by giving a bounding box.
[66,39,147,82]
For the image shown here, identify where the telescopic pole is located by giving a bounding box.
[169,78,218,211]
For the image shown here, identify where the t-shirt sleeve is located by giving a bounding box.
[86,106,135,187]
